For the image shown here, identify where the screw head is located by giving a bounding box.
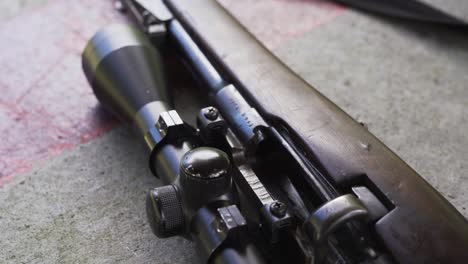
[204,107,219,121]
[270,201,287,217]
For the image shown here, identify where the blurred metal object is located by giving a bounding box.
[335,0,468,26]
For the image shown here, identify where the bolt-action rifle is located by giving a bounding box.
[81,1,468,263]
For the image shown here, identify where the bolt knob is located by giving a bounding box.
[146,185,184,238]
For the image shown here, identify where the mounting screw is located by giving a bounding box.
[203,107,219,121]
[270,201,287,218]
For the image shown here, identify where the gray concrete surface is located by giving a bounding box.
[0,0,48,20]
[1,1,467,264]
[0,127,196,263]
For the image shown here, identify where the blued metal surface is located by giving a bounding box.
[135,101,169,137]
[168,19,270,146]
[180,147,230,179]
[180,147,232,208]
[197,106,228,140]
[304,194,368,243]
[152,141,193,183]
[214,85,268,145]
[145,110,184,150]
[192,207,265,264]
[168,20,227,92]
[166,0,468,262]
[82,24,169,122]
[82,24,151,81]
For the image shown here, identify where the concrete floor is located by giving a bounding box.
[0,0,48,19]
[1,1,467,263]
[1,127,196,263]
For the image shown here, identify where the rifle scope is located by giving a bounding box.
[82,24,265,264]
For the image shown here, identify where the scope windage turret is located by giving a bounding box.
[82,24,170,136]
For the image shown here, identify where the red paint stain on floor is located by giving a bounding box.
[0,0,344,186]
[0,0,125,187]
[219,0,347,49]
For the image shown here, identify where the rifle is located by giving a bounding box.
[81,0,468,263]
